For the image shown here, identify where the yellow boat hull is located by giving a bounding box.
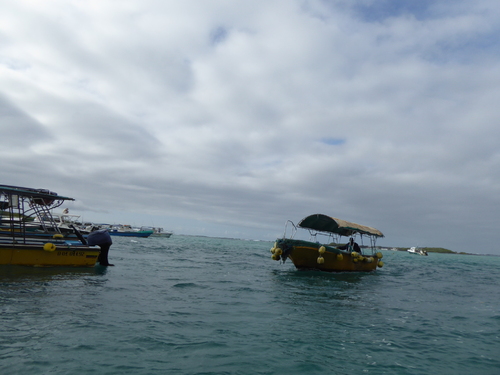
[272,239,382,272]
[289,245,377,272]
[0,243,100,267]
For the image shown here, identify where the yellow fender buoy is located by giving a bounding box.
[337,254,343,261]
[272,254,281,261]
[376,252,383,259]
[274,248,283,256]
[43,243,56,252]
[317,256,324,264]
[378,261,384,268]
[52,234,64,239]
[353,258,358,263]
[318,246,326,255]
[270,247,276,254]
[351,251,359,258]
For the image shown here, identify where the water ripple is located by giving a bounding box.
[1,238,500,374]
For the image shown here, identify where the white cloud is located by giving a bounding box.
[1,0,500,253]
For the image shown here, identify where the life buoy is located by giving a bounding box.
[43,243,56,252]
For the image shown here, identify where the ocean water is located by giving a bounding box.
[1,235,499,375]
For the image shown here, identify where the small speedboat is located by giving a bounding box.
[150,227,173,238]
[407,246,428,256]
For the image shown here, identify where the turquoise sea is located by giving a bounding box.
[1,235,499,375]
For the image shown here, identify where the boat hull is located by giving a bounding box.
[0,243,100,267]
[274,239,380,272]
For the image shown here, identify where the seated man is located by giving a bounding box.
[339,238,362,254]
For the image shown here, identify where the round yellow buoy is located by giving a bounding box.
[359,256,365,262]
[376,252,383,259]
[337,254,343,261]
[270,247,276,253]
[317,256,324,264]
[353,258,358,263]
[274,248,283,256]
[43,243,56,252]
[378,261,384,268]
[272,254,281,261]
[366,257,373,263]
[351,251,359,258]
[318,246,326,254]
[52,234,64,239]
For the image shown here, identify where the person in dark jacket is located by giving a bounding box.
[339,238,361,254]
[87,229,114,266]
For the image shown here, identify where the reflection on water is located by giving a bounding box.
[271,267,376,288]
[0,265,107,283]
[269,267,382,315]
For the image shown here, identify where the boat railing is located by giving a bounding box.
[0,186,72,243]
[303,230,380,255]
[305,230,341,247]
[283,220,298,239]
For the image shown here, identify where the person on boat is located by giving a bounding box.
[339,238,361,254]
[87,228,114,266]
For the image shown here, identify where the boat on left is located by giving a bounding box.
[0,185,101,267]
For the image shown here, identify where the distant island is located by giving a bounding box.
[316,242,469,255]
[381,246,481,255]
[343,245,460,254]
[381,247,457,254]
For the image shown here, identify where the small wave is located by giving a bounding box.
[172,282,204,289]
[451,315,468,321]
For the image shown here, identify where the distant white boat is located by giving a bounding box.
[150,227,173,238]
[34,210,88,236]
[407,246,428,256]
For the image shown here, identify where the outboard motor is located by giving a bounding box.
[87,229,114,266]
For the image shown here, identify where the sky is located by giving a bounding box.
[1,0,500,254]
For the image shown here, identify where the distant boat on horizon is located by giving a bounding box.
[407,246,428,256]
[106,224,153,238]
[150,227,173,238]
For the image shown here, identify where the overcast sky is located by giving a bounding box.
[1,0,500,254]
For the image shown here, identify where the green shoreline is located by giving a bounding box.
[387,247,456,254]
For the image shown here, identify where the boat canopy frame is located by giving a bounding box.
[0,185,75,242]
[283,213,384,251]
